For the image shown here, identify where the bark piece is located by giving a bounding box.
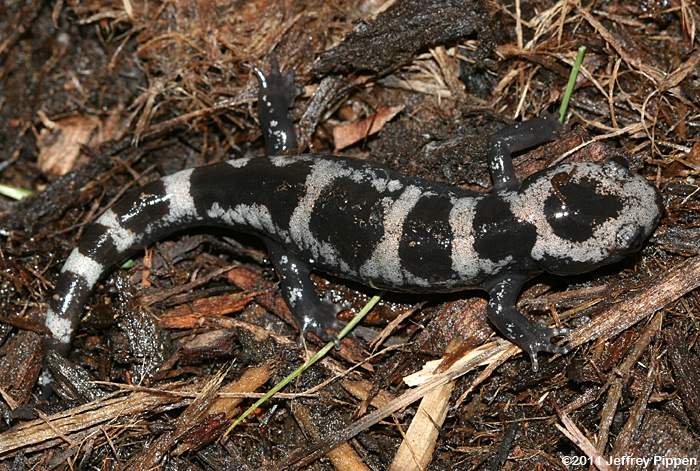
[314,0,490,75]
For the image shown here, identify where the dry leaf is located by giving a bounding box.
[37,111,123,175]
[333,105,404,151]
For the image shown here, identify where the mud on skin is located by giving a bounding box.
[43,63,663,378]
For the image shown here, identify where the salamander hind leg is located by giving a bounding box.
[486,275,570,371]
[254,59,299,156]
[266,240,345,340]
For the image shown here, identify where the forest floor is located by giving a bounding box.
[0,0,699,469]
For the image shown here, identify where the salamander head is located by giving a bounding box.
[510,157,663,275]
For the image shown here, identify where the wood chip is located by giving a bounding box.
[158,291,262,329]
[557,413,612,471]
[566,256,700,349]
[389,378,455,470]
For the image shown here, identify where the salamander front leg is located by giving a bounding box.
[266,240,344,339]
[486,275,569,371]
[488,115,561,190]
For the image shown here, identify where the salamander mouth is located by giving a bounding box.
[628,227,646,251]
[615,224,646,253]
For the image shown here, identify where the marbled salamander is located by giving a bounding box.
[44,64,662,372]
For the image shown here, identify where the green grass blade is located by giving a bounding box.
[225,293,383,436]
[559,46,587,123]
[0,184,33,200]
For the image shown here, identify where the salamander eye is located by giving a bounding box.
[615,223,641,250]
[604,156,630,179]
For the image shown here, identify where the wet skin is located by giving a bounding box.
[44,64,663,372]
